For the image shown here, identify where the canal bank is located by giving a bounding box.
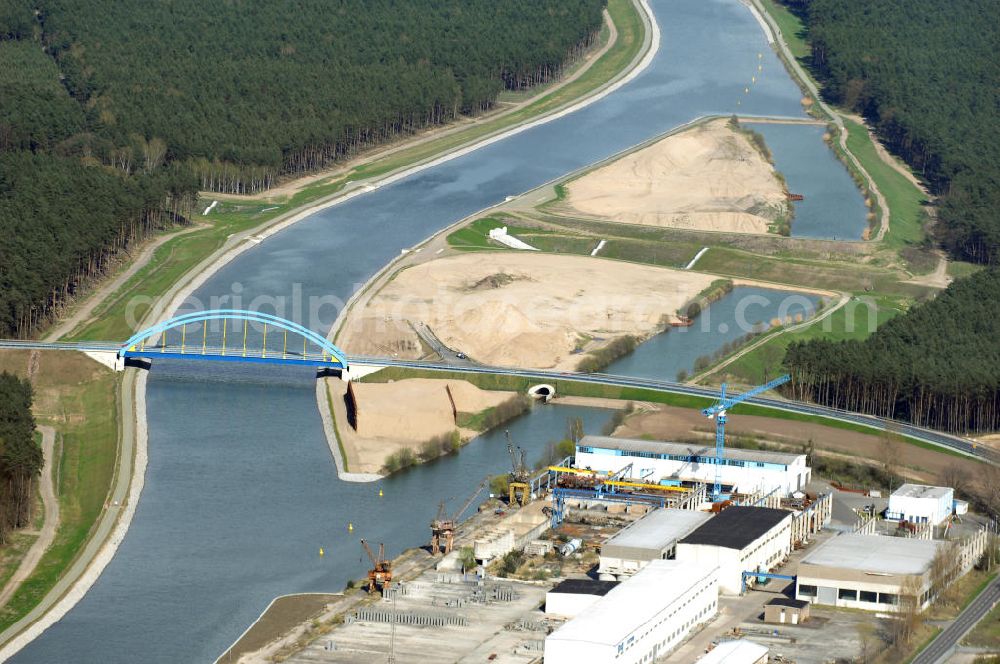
[10,0,814,659]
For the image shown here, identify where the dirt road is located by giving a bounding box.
[0,426,59,608]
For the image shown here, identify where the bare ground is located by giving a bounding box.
[614,406,982,482]
[327,377,515,474]
[339,252,714,370]
[561,118,789,234]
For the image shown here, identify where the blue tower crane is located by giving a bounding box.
[702,374,791,500]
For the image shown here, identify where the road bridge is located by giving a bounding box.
[0,310,989,463]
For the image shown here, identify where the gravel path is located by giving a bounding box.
[0,426,59,608]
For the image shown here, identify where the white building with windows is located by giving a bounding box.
[675,506,793,594]
[599,508,713,580]
[795,534,946,612]
[886,484,954,526]
[544,560,719,664]
[575,435,810,497]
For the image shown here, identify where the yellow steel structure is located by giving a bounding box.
[547,466,690,493]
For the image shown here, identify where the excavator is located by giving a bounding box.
[360,539,392,593]
[430,477,488,555]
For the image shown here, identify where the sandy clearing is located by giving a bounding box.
[349,378,514,440]
[328,378,514,474]
[563,119,789,234]
[614,406,981,482]
[339,252,714,370]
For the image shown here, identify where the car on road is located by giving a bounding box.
[456,352,467,359]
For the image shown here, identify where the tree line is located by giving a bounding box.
[780,0,1000,433]
[0,372,41,545]
[22,0,605,194]
[0,0,606,338]
[786,268,1000,434]
[792,0,1000,265]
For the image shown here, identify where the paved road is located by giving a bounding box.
[0,340,989,463]
[0,426,59,608]
[912,575,1000,664]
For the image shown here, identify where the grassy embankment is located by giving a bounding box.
[65,0,646,343]
[0,351,118,633]
[357,366,971,460]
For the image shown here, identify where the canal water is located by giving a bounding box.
[14,0,831,660]
[607,286,821,381]
[752,122,871,240]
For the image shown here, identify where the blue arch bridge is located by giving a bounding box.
[116,309,349,370]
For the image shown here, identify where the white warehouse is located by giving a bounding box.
[886,484,954,526]
[575,435,810,497]
[544,560,719,664]
[675,506,793,594]
[796,534,947,612]
[599,508,713,580]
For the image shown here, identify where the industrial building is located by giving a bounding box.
[795,534,947,611]
[699,639,769,664]
[675,506,793,594]
[763,597,810,625]
[886,484,955,526]
[545,579,618,617]
[598,508,713,580]
[544,560,719,664]
[575,435,810,496]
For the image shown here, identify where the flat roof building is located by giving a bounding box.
[599,508,713,580]
[544,560,719,664]
[545,579,619,617]
[887,484,954,526]
[763,597,810,625]
[698,639,769,664]
[676,506,793,594]
[576,435,810,496]
[796,534,947,612]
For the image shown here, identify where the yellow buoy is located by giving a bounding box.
[379,487,384,497]
[319,547,325,557]
[745,87,750,94]
[758,64,763,72]
[758,52,763,59]
[348,522,354,532]
[752,76,756,83]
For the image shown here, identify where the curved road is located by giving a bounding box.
[912,575,1000,664]
[0,340,984,463]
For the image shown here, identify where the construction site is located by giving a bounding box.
[240,379,993,664]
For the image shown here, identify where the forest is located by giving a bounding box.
[0,0,606,338]
[790,0,1000,265]
[780,0,1000,433]
[786,268,1000,434]
[0,372,41,545]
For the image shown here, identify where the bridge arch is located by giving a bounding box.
[119,309,348,368]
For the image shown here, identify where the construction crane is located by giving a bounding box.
[506,430,531,506]
[360,539,392,593]
[430,477,488,555]
[701,375,791,500]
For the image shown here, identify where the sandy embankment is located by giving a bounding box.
[332,378,515,473]
[339,252,714,370]
[563,118,789,234]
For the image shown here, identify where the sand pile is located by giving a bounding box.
[349,378,514,441]
[564,119,789,234]
[339,252,714,369]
